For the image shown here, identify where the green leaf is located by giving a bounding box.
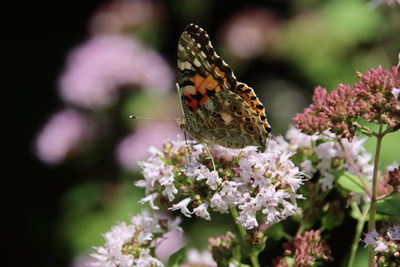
[376,194,400,217]
[316,138,331,146]
[166,247,187,267]
[336,171,369,194]
[265,223,286,241]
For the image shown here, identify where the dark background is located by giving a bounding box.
[6,1,103,265]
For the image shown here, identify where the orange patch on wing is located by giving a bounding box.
[183,72,222,112]
[212,64,234,89]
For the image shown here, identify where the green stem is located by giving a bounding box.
[230,208,247,242]
[249,254,261,267]
[337,137,372,198]
[348,202,370,267]
[368,123,384,266]
[229,208,260,267]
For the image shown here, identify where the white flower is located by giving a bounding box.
[363,228,379,247]
[300,160,316,177]
[237,199,259,229]
[193,203,211,220]
[90,222,135,267]
[183,249,217,267]
[196,167,221,190]
[387,224,400,241]
[315,142,337,161]
[163,184,178,201]
[392,87,400,99]
[139,193,159,210]
[219,181,243,204]
[319,173,335,191]
[90,212,180,267]
[169,198,192,217]
[138,136,304,229]
[210,192,229,213]
[286,126,318,149]
[374,241,388,252]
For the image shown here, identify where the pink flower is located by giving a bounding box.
[273,230,332,266]
[59,35,173,108]
[115,122,180,169]
[293,65,400,139]
[220,8,279,59]
[155,229,186,262]
[35,109,94,164]
[89,0,164,34]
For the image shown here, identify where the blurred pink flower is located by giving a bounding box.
[59,35,173,108]
[35,109,94,164]
[220,8,279,59]
[90,0,164,34]
[116,122,180,169]
[155,228,186,262]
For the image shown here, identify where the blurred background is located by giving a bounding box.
[7,0,400,266]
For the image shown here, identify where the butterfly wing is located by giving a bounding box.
[177,23,270,148]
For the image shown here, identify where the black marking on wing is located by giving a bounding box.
[183,23,237,91]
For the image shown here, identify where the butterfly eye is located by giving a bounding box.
[245,124,256,134]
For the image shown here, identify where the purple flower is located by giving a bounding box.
[59,35,173,108]
[35,109,94,164]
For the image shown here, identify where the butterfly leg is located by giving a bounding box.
[203,144,217,172]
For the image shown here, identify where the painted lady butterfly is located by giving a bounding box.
[176,23,271,149]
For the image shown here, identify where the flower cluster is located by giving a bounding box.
[388,166,400,192]
[363,225,400,266]
[59,35,173,109]
[89,211,181,267]
[272,230,332,267]
[208,232,238,266]
[293,65,400,140]
[136,136,304,229]
[286,127,373,191]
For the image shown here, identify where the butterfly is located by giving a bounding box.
[176,23,271,149]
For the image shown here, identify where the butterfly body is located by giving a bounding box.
[177,23,271,149]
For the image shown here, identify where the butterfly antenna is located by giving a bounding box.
[129,115,178,121]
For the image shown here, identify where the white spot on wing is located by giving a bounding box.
[221,112,233,125]
[183,85,196,95]
[194,58,201,67]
